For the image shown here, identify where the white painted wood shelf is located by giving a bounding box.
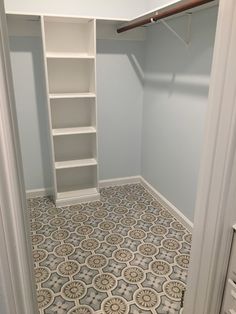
[55,158,97,169]
[46,52,95,59]
[52,126,96,136]
[49,92,96,99]
[41,15,99,206]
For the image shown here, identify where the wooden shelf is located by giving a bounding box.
[51,98,95,130]
[49,92,96,99]
[42,16,99,205]
[57,187,98,200]
[55,158,97,169]
[46,52,95,59]
[52,126,96,136]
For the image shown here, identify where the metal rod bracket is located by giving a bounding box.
[160,13,192,47]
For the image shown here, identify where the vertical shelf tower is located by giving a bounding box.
[41,16,100,206]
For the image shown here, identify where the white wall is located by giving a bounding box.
[141,7,218,221]
[97,39,144,180]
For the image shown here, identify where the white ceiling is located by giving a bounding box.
[133,0,181,19]
[4,0,182,20]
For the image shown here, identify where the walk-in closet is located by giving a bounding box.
[1,0,222,313]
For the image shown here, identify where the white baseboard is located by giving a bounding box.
[26,188,51,199]
[99,176,141,188]
[140,177,193,232]
[26,177,141,199]
[55,193,100,207]
[26,177,193,232]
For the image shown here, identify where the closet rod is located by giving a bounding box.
[117,0,215,33]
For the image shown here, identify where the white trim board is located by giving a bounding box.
[99,176,141,188]
[140,177,193,232]
[0,1,38,312]
[26,175,193,232]
[26,176,141,197]
[184,1,236,313]
[100,176,193,232]
[26,188,51,199]
[25,177,141,198]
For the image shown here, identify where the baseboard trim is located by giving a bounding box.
[140,177,193,232]
[26,177,194,232]
[26,188,51,199]
[99,176,141,188]
[26,176,141,199]
[55,193,100,207]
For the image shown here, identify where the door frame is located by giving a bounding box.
[184,0,236,313]
[0,0,37,313]
[1,0,236,313]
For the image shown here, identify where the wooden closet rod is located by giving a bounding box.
[117,0,215,33]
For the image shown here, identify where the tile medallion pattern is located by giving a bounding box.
[28,184,192,314]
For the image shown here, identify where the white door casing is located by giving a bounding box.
[0,0,38,313]
[184,0,236,313]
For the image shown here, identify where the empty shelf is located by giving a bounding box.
[57,187,98,199]
[46,52,95,59]
[52,126,96,136]
[49,93,96,99]
[55,158,97,169]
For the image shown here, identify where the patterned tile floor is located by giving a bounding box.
[28,184,192,314]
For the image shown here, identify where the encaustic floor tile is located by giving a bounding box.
[28,183,192,314]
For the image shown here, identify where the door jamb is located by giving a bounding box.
[184,0,236,313]
[0,0,38,313]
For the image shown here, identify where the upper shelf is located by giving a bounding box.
[55,158,97,169]
[117,0,218,33]
[46,52,95,59]
[47,58,95,95]
[52,126,96,136]
[43,17,95,55]
[49,92,96,99]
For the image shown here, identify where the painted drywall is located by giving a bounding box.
[9,30,145,190]
[9,36,52,191]
[97,39,144,180]
[4,0,181,19]
[8,6,218,223]
[141,7,218,221]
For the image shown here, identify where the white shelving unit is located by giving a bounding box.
[49,93,96,99]
[41,16,100,206]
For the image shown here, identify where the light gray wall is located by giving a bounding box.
[9,36,52,191]
[141,7,218,221]
[97,39,144,180]
[9,7,218,222]
[9,34,145,189]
